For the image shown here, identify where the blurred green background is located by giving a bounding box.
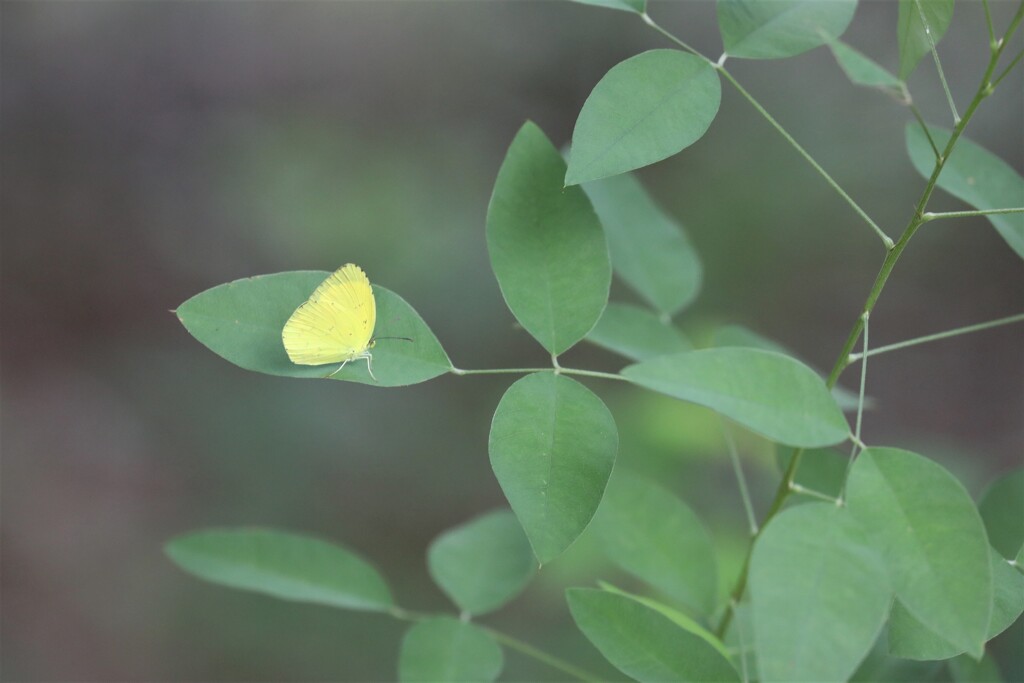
[2,1,1021,681]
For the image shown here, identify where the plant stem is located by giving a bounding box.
[984,0,997,45]
[722,423,758,535]
[923,207,1024,221]
[992,47,1024,87]
[479,625,607,683]
[450,366,627,382]
[909,103,942,160]
[641,14,893,250]
[390,607,605,682]
[914,0,960,123]
[848,312,1024,361]
[714,5,1022,638]
[789,483,841,504]
[715,68,895,250]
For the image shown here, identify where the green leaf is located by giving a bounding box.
[566,50,721,185]
[906,125,1024,260]
[570,0,646,12]
[165,528,393,612]
[979,469,1024,561]
[897,0,954,80]
[595,470,717,615]
[488,373,618,564]
[566,588,740,682]
[714,323,864,411]
[581,172,702,314]
[597,582,733,660]
[487,122,611,355]
[948,651,1005,683]
[176,271,450,387]
[750,503,890,683]
[586,303,692,362]
[717,0,858,60]
[398,617,503,683]
[426,510,536,616]
[846,448,992,658]
[827,38,902,89]
[888,546,1024,660]
[622,348,850,447]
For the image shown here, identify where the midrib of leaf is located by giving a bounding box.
[871,462,977,636]
[733,2,822,52]
[576,68,702,175]
[539,379,561,551]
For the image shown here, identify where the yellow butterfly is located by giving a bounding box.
[282,264,408,381]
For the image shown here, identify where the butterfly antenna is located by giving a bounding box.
[374,336,414,343]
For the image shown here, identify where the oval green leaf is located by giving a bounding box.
[581,172,703,314]
[714,324,864,412]
[567,588,740,682]
[398,617,503,683]
[597,582,733,660]
[165,528,393,612]
[846,447,992,658]
[888,546,1024,660]
[979,469,1024,561]
[622,348,850,447]
[897,0,954,80]
[827,37,902,89]
[566,50,721,185]
[176,271,451,387]
[595,470,717,615]
[907,125,1024,261]
[750,503,890,683]
[488,373,618,565]
[487,122,611,356]
[717,0,858,60]
[426,509,537,616]
[586,303,692,362]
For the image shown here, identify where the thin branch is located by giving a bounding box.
[722,423,758,536]
[642,14,893,249]
[923,207,1024,221]
[848,312,1024,361]
[716,68,895,250]
[789,482,841,504]
[450,366,628,382]
[992,47,1024,88]
[909,103,942,161]
[983,0,997,46]
[480,626,607,683]
[915,0,960,123]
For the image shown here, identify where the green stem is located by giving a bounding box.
[849,312,1024,361]
[716,67,894,249]
[984,0,997,45]
[722,423,758,536]
[641,14,893,250]
[479,625,607,683]
[992,47,1024,87]
[450,366,626,382]
[789,483,841,504]
[714,7,1021,638]
[909,103,942,160]
[923,207,1024,221]
[390,608,605,682]
[915,0,960,122]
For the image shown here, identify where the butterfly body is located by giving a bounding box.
[282,264,378,378]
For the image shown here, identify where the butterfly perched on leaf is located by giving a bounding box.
[282,264,409,381]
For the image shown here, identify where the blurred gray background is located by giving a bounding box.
[2,1,1022,681]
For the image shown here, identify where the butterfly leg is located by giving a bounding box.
[365,352,377,382]
[326,359,350,378]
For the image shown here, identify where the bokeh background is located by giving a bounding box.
[2,1,1022,681]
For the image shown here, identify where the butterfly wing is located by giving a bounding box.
[282,264,377,365]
